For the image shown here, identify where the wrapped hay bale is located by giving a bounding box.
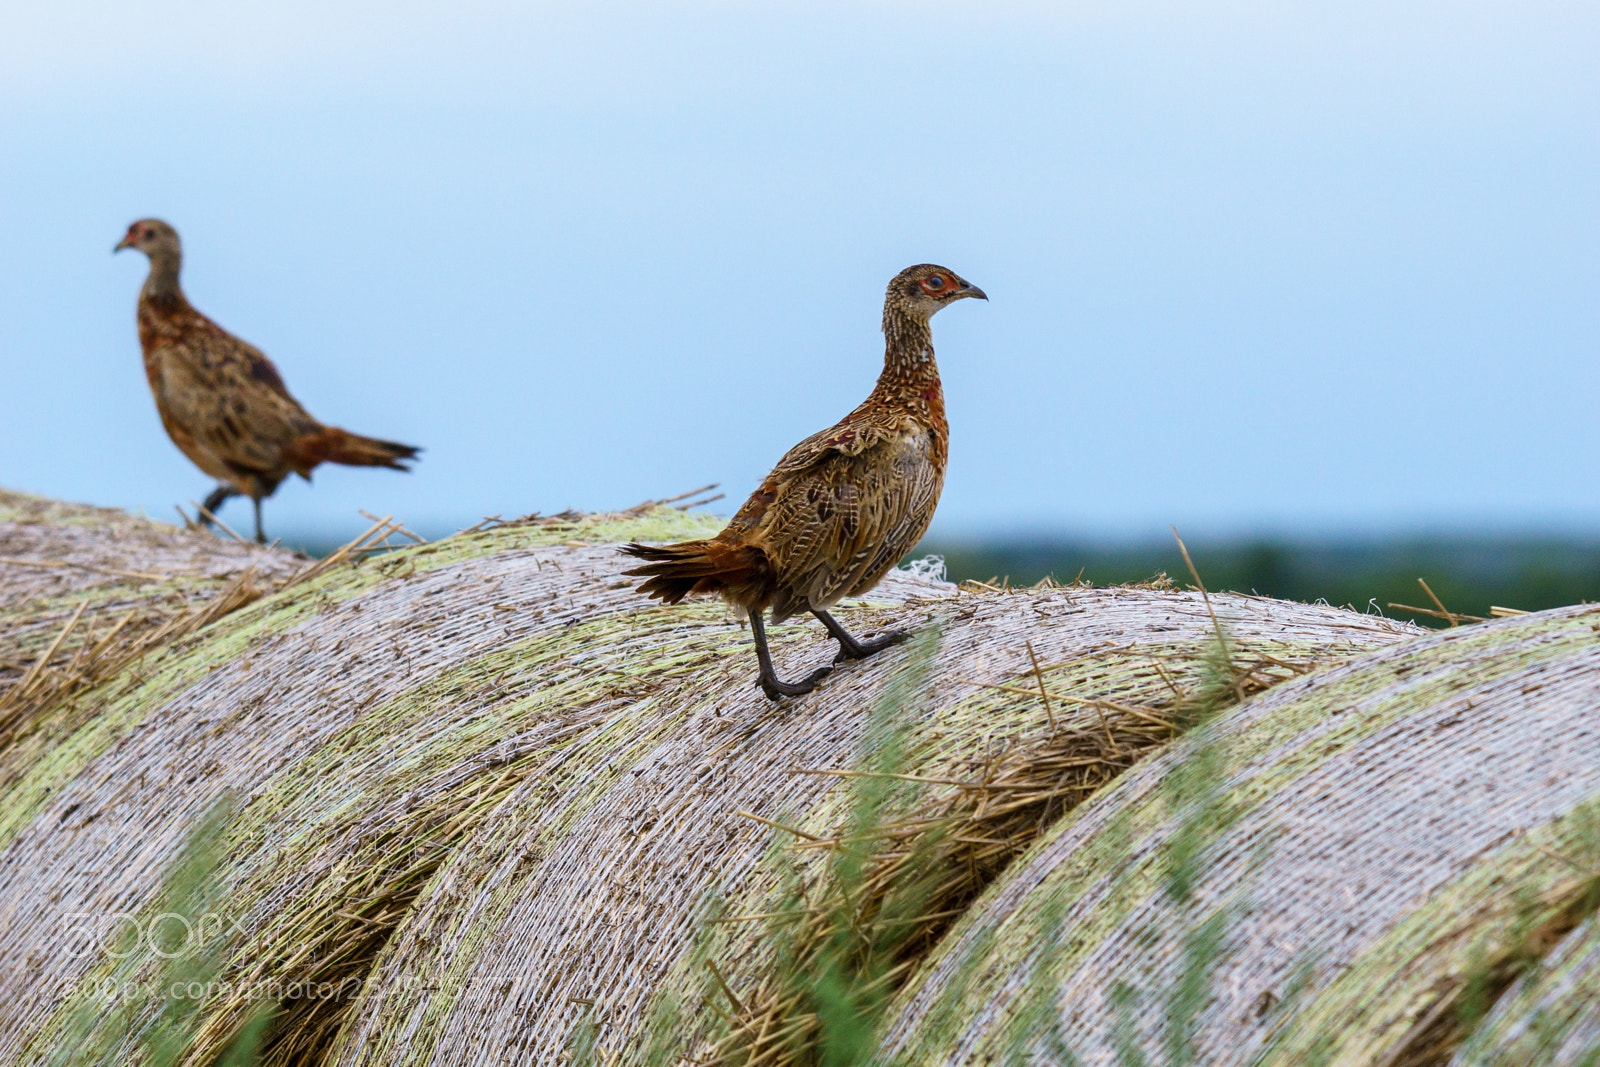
[0,490,302,790]
[878,606,1600,1066]
[0,489,1417,1065]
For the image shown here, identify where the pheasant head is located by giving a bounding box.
[115,218,185,299]
[885,264,986,323]
[114,218,182,261]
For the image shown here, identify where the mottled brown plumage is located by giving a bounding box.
[115,219,419,542]
[623,263,985,699]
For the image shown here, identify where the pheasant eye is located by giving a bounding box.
[924,275,945,289]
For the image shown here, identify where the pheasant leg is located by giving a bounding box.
[811,608,908,663]
[197,485,238,529]
[252,497,267,544]
[750,609,833,701]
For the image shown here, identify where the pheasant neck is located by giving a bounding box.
[140,253,184,304]
[878,307,939,391]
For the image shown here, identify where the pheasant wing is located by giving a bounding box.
[156,328,320,479]
[761,422,943,618]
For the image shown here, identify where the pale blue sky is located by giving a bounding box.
[1,2,1595,542]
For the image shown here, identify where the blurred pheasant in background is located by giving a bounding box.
[115,219,420,543]
[623,264,986,699]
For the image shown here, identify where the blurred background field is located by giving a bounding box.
[922,532,1600,625]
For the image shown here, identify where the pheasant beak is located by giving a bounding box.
[113,235,134,253]
[960,282,988,301]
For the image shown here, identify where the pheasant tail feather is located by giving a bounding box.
[289,427,420,473]
[621,540,768,604]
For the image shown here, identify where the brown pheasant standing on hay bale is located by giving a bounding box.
[624,264,986,700]
[115,219,420,543]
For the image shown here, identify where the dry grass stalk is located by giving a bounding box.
[1418,578,1459,628]
[191,499,249,544]
[1388,578,1489,625]
[356,510,428,545]
[1172,526,1245,703]
[1387,602,1488,625]
[277,516,397,590]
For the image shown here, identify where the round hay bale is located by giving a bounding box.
[0,489,303,797]
[0,490,302,693]
[0,490,1418,1065]
[877,606,1600,1066]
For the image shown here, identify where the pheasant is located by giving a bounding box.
[623,263,986,699]
[115,219,420,543]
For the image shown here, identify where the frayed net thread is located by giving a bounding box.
[900,555,947,584]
